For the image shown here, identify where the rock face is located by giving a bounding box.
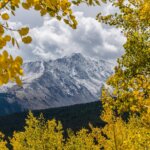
[0,53,114,115]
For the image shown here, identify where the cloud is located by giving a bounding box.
[7,11,125,61]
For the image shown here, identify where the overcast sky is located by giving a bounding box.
[8,4,125,62]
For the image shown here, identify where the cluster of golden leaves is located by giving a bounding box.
[99,0,150,148]
[0,51,23,85]
[100,107,150,150]
[21,0,78,29]
[0,112,149,150]
[97,0,150,29]
[102,74,150,115]
[100,0,150,119]
[0,0,32,85]
[0,132,8,150]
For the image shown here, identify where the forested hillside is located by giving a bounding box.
[0,101,103,137]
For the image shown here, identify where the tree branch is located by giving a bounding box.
[0,0,11,10]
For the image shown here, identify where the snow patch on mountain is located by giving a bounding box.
[0,53,115,115]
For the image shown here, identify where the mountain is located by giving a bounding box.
[0,53,114,116]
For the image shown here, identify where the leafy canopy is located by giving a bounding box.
[0,112,149,150]
[99,0,150,120]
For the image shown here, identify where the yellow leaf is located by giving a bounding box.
[1,13,9,20]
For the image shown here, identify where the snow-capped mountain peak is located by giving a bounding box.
[0,53,114,115]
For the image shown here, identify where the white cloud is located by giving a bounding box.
[7,11,125,62]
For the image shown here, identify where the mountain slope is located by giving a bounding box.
[0,53,114,115]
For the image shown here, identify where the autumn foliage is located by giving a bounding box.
[0,0,150,149]
[0,111,149,150]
